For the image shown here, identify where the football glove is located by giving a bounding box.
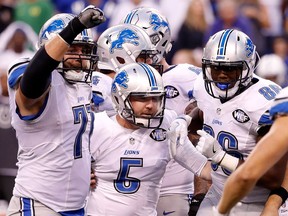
[78,5,106,28]
[196,130,239,172]
[168,115,192,157]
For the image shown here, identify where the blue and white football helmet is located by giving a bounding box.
[121,7,172,63]
[37,13,97,83]
[111,63,165,128]
[97,23,159,72]
[202,29,258,100]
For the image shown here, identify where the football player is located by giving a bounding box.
[122,7,210,216]
[91,23,159,116]
[215,87,288,215]
[170,29,287,216]
[86,62,229,215]
[6,7,105,215]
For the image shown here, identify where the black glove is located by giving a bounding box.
[78,5,106,28]
[188,193,206,216]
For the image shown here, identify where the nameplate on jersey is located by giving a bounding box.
[165,85,179,98]
[150,128,167,141]
[232,109,250,123]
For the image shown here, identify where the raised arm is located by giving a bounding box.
[15,6,105,116]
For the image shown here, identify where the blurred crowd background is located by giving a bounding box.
[1,0,288,215]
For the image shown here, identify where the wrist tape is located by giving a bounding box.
[269,186,288,205]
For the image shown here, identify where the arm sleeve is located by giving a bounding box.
[20,47,60,99]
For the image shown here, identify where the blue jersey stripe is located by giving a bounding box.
[270,101,288,118]
[21,197,32,216]
[8,64,27,88]
[258,112,273,125]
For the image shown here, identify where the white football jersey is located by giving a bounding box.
[8,71,93,212]
[91,71,116,116]
[161,64,202,195]
[193,74,282,203]
[86,109,207,216]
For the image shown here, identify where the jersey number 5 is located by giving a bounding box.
[114,157,143,194]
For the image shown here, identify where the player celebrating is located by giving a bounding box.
[6,7,105,215]
[86,63,220,216]
[91,23,159,116]
[170,29,286,215]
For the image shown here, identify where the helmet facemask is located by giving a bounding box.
[58,41,97,83]
[136,50,164,74]
[111,63,166,129]
[202,60,252,100]
[202,29,258,101]
[120,92,166,128]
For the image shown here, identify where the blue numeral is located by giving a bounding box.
[203,125,243,175]
[114,158,143,194]
[258,85,281,100]
[72,105,88,159]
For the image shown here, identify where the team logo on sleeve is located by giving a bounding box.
[232,109,250,123]
[150,128,167,141]
[165,85,179,98]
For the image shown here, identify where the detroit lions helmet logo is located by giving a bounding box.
[110,29,139,53]
[112,71,129,92]
[245,37,254,58]
[41,19,65,41]
[150,13,169,31]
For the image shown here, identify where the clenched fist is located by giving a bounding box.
[78,5,106,28]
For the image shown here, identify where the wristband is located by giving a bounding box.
[59,17,86,45]
[269,187,288,205]
[218,153,239,172]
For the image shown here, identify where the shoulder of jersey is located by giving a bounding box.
[162,64,202,79]
[8,57,31,89]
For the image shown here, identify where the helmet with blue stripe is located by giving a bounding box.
[111,63,165,128]
[202,29,258,100]
[121,7,172,63]
[37,13,97,83]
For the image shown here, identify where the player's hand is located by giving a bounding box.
[168,115,192,156]
[78,5,106,28]
[196,130,225,164]
[90,168,97,190]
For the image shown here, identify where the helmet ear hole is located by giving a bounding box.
[116,57,125,64]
